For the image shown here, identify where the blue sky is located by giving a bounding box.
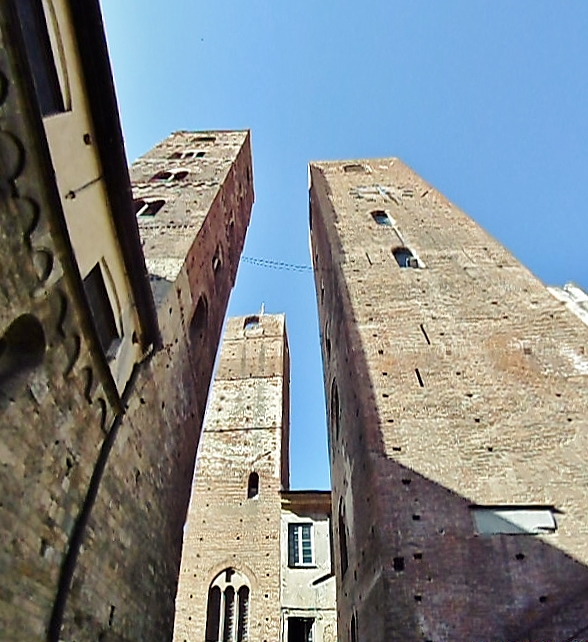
[100,1,588,490]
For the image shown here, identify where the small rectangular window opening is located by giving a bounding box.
[288,617,314,642]
[472,506,558,535]
[371,210,391,226]
[288,523,314,567]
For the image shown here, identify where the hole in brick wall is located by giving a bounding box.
[392,446,401,451]
[419,324,431,345]
[415,369,424,387]
[401,478,411,485]
[515,553,525,560]
[414,594,422,602]
[109,605,115,627]
[378,349,383,355]
[382,371,388,376]
[382,393,389,398]
[40,538,48,556]
[539,595,547,603]
[412,514,421,521]
[393,557,405,571]
[413,552,422,560]
[474,417,480,423]
[0,314,46,401]
[487,446,494,452]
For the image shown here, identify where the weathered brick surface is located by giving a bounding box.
[0,89,252,640]
[310,159,588,641]
[173,315,289,642]
[58,132,253,641]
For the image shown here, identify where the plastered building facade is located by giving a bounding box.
[309,158,588,641]
[0,2,253,639]
[174,315,337,642]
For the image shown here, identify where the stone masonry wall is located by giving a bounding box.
[173,314,289,642]
[310,159,588,641]
[0,9,133,640]
[57,132,254,642]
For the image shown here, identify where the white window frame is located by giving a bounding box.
[288,522,315,567]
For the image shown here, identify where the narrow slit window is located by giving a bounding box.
[415,368,424,387]
[338,501,349,576]
[247,472,259,499]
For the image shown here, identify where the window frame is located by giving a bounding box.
[288,522,315,568]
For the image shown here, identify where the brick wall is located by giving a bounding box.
[310,158,588,641]
[173,314,289,642]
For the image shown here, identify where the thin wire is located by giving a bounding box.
[241,256,313,273]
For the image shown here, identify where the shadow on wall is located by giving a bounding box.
[310,170,588,642]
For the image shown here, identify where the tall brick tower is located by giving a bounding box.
[309,159,588,641]
[173,313,290,642]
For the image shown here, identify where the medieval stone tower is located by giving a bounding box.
[309,158,588,641]
[173,313,290,642]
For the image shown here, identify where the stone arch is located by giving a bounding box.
[205,568,251,642]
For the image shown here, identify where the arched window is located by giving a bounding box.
[330,380,340,439]
[205,569,250,642]
[247,472,259,499]
[338,499,349,577]
[222,586,235,641]
[212,244,223,275]
[0,314,45,401]
[190,295,208,348]
[236,587,250,642]
[205,586,221,642]
[392,247,418,268]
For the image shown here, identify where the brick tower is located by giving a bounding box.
[173,313,290,642]
[309,158,588,641]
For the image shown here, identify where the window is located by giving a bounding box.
[244,316,260,331]
[288,617,314,642]
[168,150,205,160]
[15,0,65,116]
[205,569,249,642]
[150,170,188,182]
[289,523,314,567]
[0,314,45,401]
[371,210,391,226]
[83,263,120,358]
[330,380,340,439]
[247,472,259,499]
[343,163,366,173]
[134,199,165,217]
[472,506,557,535]
[189,295,208,348]
[393,247,418,268]
[338,500,349,576]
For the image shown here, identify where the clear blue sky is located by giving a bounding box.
[100,1,588,490]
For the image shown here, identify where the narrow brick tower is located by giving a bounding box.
[309,158,588,641]
[173,313,290,642]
